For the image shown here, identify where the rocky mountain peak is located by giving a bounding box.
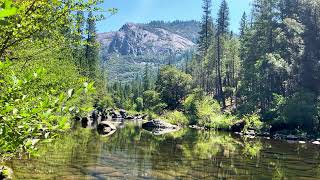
[98,22,196,57]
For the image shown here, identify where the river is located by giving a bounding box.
[6,121,320,179]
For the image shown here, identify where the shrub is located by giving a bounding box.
[242,114,263,133]
[163,111,189,126]
[0,59,95,156]
[183,92,235,129]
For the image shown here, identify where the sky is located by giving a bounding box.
[97,0,253,33]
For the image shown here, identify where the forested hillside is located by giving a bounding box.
[109,0,320,135]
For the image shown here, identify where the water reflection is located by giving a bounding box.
[6,122,320,179]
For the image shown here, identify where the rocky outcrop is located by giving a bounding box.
[98,23,195,57]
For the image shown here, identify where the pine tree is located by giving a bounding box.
[239,12,248,38]
[196,0,215,90]
[85,11,99,78]
[143,63,151,92]
[198,0,215,56]
[216,0,230,108]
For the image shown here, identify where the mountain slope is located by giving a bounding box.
[97,21,200,82]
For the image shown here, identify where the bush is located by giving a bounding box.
[183,92,235,129]
[163,111,189,126]
[0,59,95,156]
[242,114,263,133]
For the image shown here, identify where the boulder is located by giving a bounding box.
[142,119,178,130]
[142,119,180,135]
[110,111,121,119]
[312,141,320,145]
[231,120,245,132]
[125,116,135,120]
[97,121,117,136]
[119,109,127,118]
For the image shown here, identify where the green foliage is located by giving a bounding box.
[183,91,235,129]
[283,91,318,131]
[162,111,189,126]
[242,114,263,133]
[0,59,95,155]
[156,66,192,110]
[0,0,17,19]
[135,97,144,112]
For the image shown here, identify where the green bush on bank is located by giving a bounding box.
[0,58,95,157]
[162,111,189,126]
[183,91,236,129]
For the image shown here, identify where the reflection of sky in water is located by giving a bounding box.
[7,122,320,179]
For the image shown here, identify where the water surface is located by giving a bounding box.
[7,122,320,179]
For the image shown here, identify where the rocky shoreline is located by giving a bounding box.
[78,108,320,145]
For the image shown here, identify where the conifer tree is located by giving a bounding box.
[196,0,215,90]
[85,11,99,78]
[216,0,230,108]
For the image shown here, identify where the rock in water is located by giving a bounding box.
[231,120,245,132]
[97,122,117,136]
[119,109,127,118]
[142,119,177,129]
[142,119,180,135]
[312,141,320,145]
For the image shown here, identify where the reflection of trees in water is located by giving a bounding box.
[8,122,320,179]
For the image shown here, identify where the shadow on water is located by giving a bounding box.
[6,122,320,179]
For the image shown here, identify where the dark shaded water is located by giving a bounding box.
[6,121,320,179]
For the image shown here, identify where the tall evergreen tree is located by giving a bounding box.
[198,0,215,56]
[85,11,99,78]
[143,63,151,91]
[216,0,230,108]
[196,0,215,90]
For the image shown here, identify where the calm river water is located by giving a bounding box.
[6,121,320,179]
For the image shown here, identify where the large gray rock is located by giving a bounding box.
[142,119,180,135]
[97,122,117,136]
[142,119,178,130]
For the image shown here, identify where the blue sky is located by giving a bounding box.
[97,0,252,33]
